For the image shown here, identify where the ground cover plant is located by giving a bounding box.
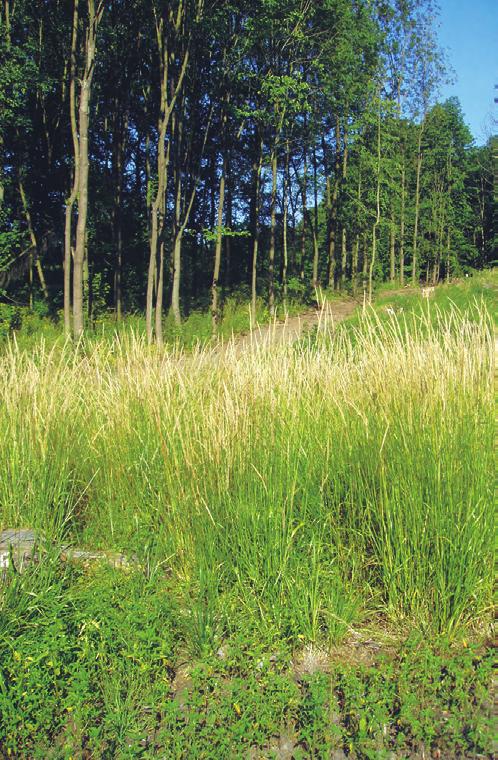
[0,282,495,757]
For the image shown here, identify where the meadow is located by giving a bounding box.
[0,273,495,758]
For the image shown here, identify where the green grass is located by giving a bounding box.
[374,269,497,324]
[0,276,495,756]
[1,563,494,758]
[0,292,309,353]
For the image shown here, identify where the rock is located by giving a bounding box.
[0,528,44,573]
[0,527,137,577]
[60,547,136,570]
[267,728,297,760]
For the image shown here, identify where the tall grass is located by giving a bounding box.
[0,304,493,644]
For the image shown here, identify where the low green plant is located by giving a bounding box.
[0,280,494,756]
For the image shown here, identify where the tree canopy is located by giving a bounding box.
[0,0,494,338]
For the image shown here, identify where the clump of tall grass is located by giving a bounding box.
[0,305,493,642]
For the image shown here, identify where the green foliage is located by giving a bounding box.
[0,564,179,757]
[0,564,493,757]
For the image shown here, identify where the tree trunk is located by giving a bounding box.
[112,112,128,321]
[211,155,227,329]
[170,233,182,326]
[225,161,233,288]
[146,8,191,342]
[72,0,104,339]
[446,227,451,283]
[340,227,347,289]
[251,140,263,322]
[362,233,368,287]
[300,142,308,281]
[146,60,169,343]
[399,159,405,285]
[18,178,49,300]
[339,118,348,289]
[389,215,395,282]
[268,147,278,316]
[326,118,341,289]
[64,0,79,335]
[368,100,381,303]
[311,146,319,289]
[73,75,90,339]
[412,126,423,285]
[282,140,290,304]
[352,235,359,296]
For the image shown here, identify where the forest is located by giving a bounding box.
[0,0,495,341]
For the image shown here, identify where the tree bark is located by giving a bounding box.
[340,227,347,289]
[18,178,49,300]
[64,0,79,335]
[339,118,348,289]
[251,139,263,322]
[146,5,191,342]
[399,159,405,285]
[368,99,381,303]
[352,235,359,296]
[268,147,278,316]
[282,139,290,304]
[389,214,395,282]
[412,124,423,285]
[112,111,128,321]
[300,141,308,281]
[311,146,319,289]
[72,0,104,339]
[211,154,227,330]
[326,117,341,289]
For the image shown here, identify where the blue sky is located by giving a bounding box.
[437,0,497,144]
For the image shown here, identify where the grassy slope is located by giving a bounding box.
[0,293,311,352]
[0,273,495,757]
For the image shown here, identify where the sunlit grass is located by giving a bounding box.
[0,301,494,644]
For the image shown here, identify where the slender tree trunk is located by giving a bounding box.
[352,235,359,296]
[300,141,308,281]
[268,147,278,316]
[155,239,166,342]
[327,117,341,288]
[446,227,451,283]
[72,0,104,339]
[170,234,182,326]
[18,178,48,300]
[389,214,395,282]
[225,161,233,288]
[399,159,405,285]
[169,123,207,328]
[251,140,263,322]
[211,155,227,329]
[368,99,381,303]
[339,118,348,289]
[352,165,362,296]
[311,146,319,289]
[282,139,290,303]
[112,113,127,320]
[73,77,90,338]
[64,0,79,335]
[412,125,423,286]
[362,233,368,281]
[146,63,168,343]
[211,96,229,329]
[146,8,191,342]
[340,228,347,289]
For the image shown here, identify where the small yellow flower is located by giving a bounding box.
[233,703,242,716]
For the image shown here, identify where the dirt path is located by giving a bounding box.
[225,296,360,354]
